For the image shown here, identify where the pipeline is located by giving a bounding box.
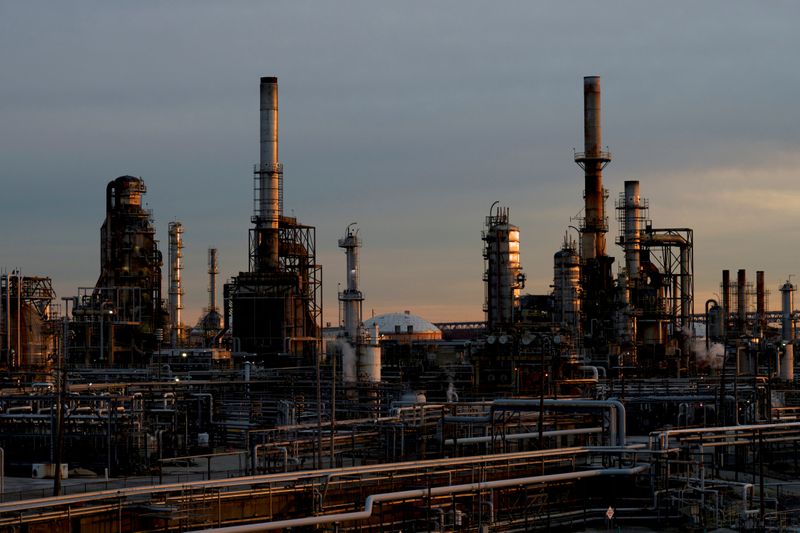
[192,464,650,533]
[444,398,627,446]
[650,421,800,450]
[444,427,601,447]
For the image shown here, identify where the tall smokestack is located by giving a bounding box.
[781,280,795,342]
[257,76,282,271]
[756,270,765,335]
[722,269,731,322]
[576,76,611,261]
[208,248,219,313]
[737,269,747,333]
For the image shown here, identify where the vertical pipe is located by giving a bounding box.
[756,271,765,336]
[259,76,281,271]
[680,245,690,328]
[722,270,731,317]
[737,269,746,334]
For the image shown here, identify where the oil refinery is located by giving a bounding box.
[1,73,800,533]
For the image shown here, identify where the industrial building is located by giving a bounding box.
[223,77,322,366]
[1,74,800,532]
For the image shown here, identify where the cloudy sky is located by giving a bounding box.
[2,2,799,326]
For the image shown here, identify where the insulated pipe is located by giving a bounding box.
[193,465,650,533]
[578,365,600,381]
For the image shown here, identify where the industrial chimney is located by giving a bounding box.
[576,76,611,261]
[255,76,282,272]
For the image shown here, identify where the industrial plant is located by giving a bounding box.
[1,74,800,532]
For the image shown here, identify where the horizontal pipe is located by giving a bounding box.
[444,427,601,446]
[650,421,800,450]
[0,447,593,514]
[193,465,650,532]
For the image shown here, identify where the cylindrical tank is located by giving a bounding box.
[780,344,794,382]
[553,239,580,334]
[707,304,724,340]
[358,344,381,383]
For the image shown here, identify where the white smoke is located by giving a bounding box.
[691,338,725,370]
[337,338,357,384]
[446,382,459,403]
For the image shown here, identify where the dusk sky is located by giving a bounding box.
[2,2,800,326]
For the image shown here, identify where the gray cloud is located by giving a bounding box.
[2,2,799,324]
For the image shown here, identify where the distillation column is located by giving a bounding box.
[208,248,219,314]
[337,225,380,384]
[483,204,525,330]
[339,225,363,386]
[255,77,282,272]
[168,222,184,346]
[622,181,642,280]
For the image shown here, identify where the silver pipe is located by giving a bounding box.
[444,427,601,446]
[193,465,650,532]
